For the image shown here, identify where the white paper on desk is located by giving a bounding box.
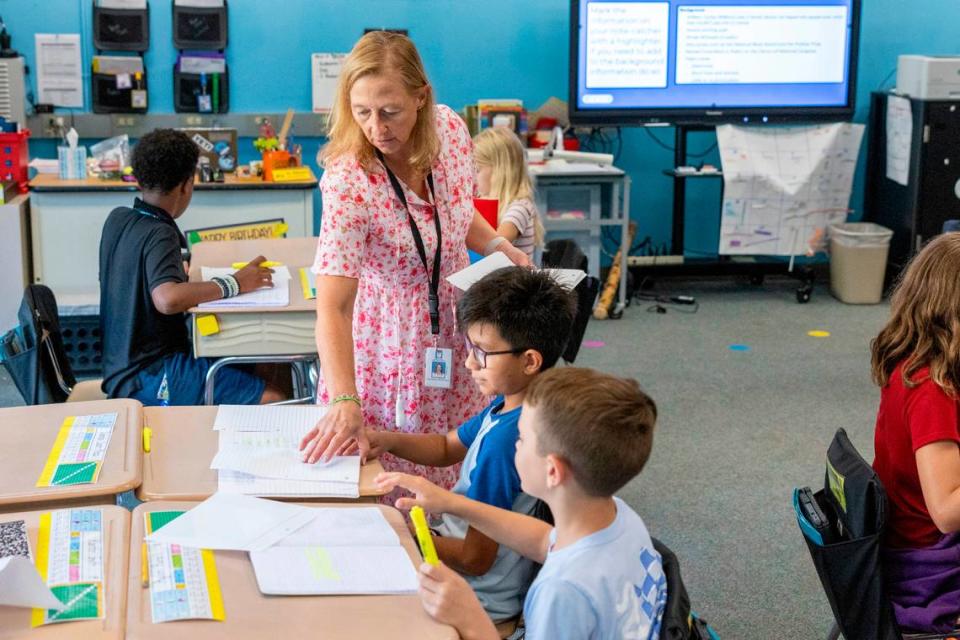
[886,95,912,187]
[213,404,327,431]
[0,556,65,610]
[218,470,360,498]
[250,546,417,595]
[211,450,360,484]
[145,493,319,551]
[274,508,399,547]
[446,253,513,291]
[199,266,291,308]
[35,34,83,108]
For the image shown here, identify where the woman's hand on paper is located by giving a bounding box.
[375,472,455,514]
[299,401,369,464]
[417,561,499,640]
[233,255,275,293]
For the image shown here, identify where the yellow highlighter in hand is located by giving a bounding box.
[231,261,283,269]
[410,506,439,565]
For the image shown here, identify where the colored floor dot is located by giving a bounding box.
[807,330,831,338]
[728,344,751,352]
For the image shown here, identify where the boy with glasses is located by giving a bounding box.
[365,266,576,624]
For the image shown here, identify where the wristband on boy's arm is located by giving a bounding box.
[483,236,507,256]
[223,274,239,297]
[211,277,229,299]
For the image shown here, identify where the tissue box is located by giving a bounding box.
[58,146,88,180]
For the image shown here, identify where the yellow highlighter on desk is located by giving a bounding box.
[410,506,439,565]
[231,261,283,269]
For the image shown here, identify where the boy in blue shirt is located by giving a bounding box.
[377,367,666,640]
[365,267,576,623]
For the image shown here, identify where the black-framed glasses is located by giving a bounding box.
[463,335,527,369]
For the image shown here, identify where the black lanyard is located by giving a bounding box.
[377,150,442,335]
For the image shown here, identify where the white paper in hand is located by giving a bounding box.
[542,268,587,290]
[445,253,513,291]
[0,556,65,610]
[145,493,318,551]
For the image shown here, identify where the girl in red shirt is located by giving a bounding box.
[871,233,960,633]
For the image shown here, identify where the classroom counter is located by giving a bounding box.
[28,171,318,304]
[30,173,318,192]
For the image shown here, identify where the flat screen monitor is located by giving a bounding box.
[569,0,861,125]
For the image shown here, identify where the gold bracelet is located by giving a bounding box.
[331,393,361,408]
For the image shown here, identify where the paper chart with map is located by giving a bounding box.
[717,123,865,256]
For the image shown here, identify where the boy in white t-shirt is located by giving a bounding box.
[377,367,665,640]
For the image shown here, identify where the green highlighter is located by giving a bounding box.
[410,506,439,565]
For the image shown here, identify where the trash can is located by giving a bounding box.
[829,223,893,304]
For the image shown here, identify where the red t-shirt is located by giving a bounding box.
[873,362,960,548]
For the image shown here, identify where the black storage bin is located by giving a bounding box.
[173,1,228,50]
[93,3,150,52]
[60,315,103,376]
[92,71,148,114]
[174,65,229,113]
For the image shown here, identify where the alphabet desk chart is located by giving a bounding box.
[144,510,225,623]
[31,508,104,626]
[36,413,118,487]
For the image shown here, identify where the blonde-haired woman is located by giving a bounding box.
[299,32,529,491]
[474,126,544,262]
[871,233,960,633]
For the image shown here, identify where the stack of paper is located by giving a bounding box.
[211,405,360,498]
[249,507,418,595]
[198,266,291,308]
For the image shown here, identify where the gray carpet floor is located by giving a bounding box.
[0,277,890,638]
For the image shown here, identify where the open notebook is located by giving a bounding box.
[211,405,360,498]
[249,508,418,595]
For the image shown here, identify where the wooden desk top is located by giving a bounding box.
[138,406,387,502]
[125,501,456,640]
[0,400,143,509]
[0,505,130,640]
[29,171,318,193]
[187,237,318,314]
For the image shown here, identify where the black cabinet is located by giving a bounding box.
[865,91,960,273]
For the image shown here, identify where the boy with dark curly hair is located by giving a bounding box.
[98,128,285,405]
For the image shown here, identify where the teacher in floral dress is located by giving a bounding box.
[298,32,529,490]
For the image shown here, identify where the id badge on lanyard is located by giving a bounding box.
[424,346,453,389]
[377,150,451,390]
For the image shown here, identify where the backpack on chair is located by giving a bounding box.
[1,285,76,404]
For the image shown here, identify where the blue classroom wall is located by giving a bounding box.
[5,0,960,255]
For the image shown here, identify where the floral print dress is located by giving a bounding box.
[313,105,486,489]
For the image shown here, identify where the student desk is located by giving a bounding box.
[137,406,387,503]
[0,505,130,640]
[187,237,319,403]
[126,501,457,640]
[0,400,142,513]
[28,172,317,303]
[187,237,318,359]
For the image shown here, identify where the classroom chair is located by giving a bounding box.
[1,285,105,405]
[562,275,600,364]
[794,428,960,640]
